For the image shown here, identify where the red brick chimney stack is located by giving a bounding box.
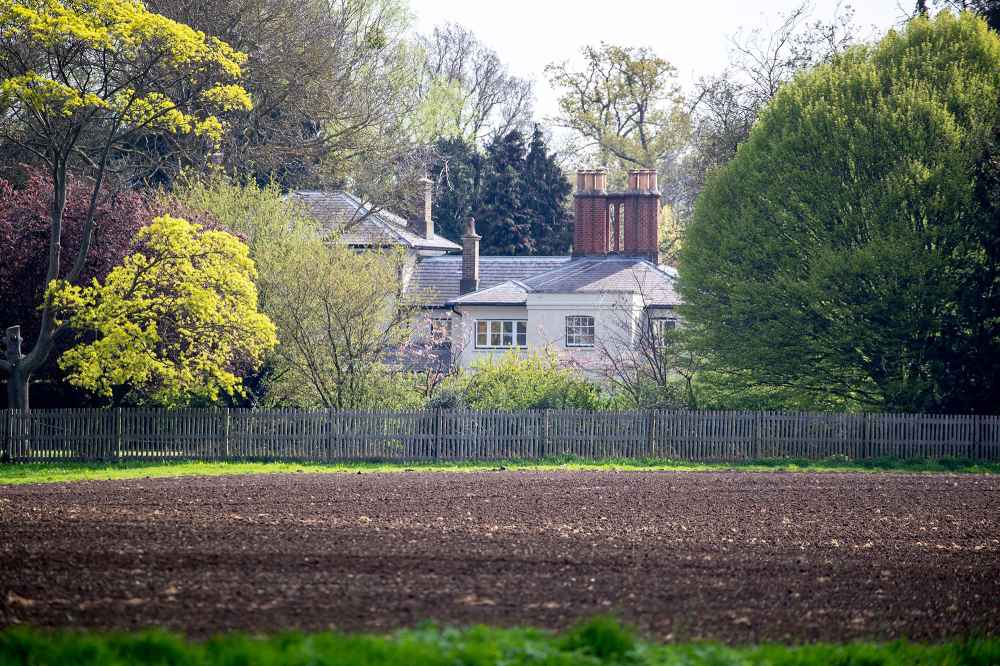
[573,168,660,263]
[572,168,609,257]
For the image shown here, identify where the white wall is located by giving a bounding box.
[451,293,646,375]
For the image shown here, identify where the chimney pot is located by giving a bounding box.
[575,168,608,194]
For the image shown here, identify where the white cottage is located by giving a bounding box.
[403,168,681,374]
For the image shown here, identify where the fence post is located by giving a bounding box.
[973,416,982,461]
[540,410,550,460]
[433,409,443,460]
[221,408,231,459]
[112,408,123,462]
[752,411,761,460]
[3,409,11,462]
[646,410,656,458]
[862,412,872,460]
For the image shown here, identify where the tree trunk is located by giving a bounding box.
[4,326,30,411]
[7,367,29,412]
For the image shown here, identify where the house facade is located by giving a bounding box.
[292,168,681,376]
[406,168,680,375]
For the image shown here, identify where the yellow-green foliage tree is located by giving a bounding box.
[0,0,252,409]
[49,216,277,406]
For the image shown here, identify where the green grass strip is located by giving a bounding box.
[1,454,997,485]
[1,619,998,665]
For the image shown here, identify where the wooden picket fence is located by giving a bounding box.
[1,408,999,463]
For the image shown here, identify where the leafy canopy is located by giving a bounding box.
[546,43,690,174]
[432,128,573,256]
[49,216,277,406]
[680,11,1000,413]
[0,0,252,152]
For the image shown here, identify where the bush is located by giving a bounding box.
[438,353,607,411]
[426,388,467,410]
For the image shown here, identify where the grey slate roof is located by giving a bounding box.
[407,256,573,307]
[448,280,528,305]
[289,190,461,252]
[448,256,680,307]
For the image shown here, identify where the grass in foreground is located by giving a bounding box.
[1,619,998,666]
[1,455,997,485]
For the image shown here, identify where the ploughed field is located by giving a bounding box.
[1,471,998,643]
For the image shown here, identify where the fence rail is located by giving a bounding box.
[2,408,999,464]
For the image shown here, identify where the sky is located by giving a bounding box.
[410,0,910,120]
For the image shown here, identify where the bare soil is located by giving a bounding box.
[1,470,998,643]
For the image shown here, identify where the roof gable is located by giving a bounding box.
[289,190,461,252]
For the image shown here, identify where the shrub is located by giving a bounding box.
[438,353,606,411]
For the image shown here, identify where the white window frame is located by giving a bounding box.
[565,315,596,348]
[649,317,678,347]
[475,319,527,349]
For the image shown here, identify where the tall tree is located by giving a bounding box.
[522,126,572,256]
[478,130,532,255]
[680,12,1000,414]
[418,22,534,145]
[0,0,252,410]
[430,129,573,255]
[144,0,421,195]
[546,43,690,181]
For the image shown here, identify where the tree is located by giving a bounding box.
[522,126,573,256]
[142,0,420,189]
[670,2,862,221]
[477,130,532,255]
[431,137,483,243]
[0,170,152,407]
[0,0,252,410]
[49,216,277,406]
[262,236,428,409]
[430,129,573,255]
[546,43,690,179]
[418,22,534,145]
[680,12,1000,413]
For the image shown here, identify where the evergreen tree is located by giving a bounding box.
[431,137,482,243]
[478,130,533,255]
[430,129,572,255]
[522,125,573,255]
